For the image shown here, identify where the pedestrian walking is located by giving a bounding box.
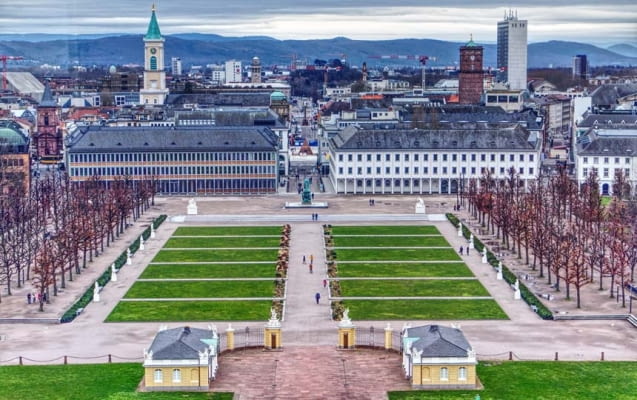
[459,246,464,255]
[303,255,306,264]
[315,292,321,304]
[27,293,31,304]
[310,254,314,263]
[323,279,327,288]
[309,263,313,273]
[466,247,470,255]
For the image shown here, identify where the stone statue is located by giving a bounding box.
[139,236,145,251]
[342,308,350,322]
[126,248,132,265]
[187,198,198,215]
[415,197,426,214]
[301,178,312,204]
[457,223,463,236]
[514,279,519,291]
[150,224,156,239]
[111,263,117,282]
[93,281,100,302]
[469,234,474,249]
[270,307,278,321]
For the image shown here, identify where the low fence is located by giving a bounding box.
[0,353,143,366]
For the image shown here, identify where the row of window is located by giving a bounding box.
[70,165,276,177]
[338,153,534,163]
[436,366,467,381]
[70,152,274,163]
[153,368,196,384]
[582,156,631,165]
[337,166,534,177]
[582,168,630,179]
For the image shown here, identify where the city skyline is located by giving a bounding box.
[0,1,635,45]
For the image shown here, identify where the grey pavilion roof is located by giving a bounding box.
[330,122,538,151]
[66,125,278,153]
[405,325,471,358]
[148,327,211,360]
[578,113,637,128]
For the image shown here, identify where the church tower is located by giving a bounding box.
[458,35,484,104]
[140,4,169,105]
[35,84,62,160]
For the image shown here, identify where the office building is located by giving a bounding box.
[225,60,242,84]
[171,57,183,76]
[572,55,589,80]
[497,10,528,90]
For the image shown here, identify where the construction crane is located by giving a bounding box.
[368,54,436,89]
[1,55,24,90]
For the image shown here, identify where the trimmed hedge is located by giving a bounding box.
[60,214,167,323]
[446,213,553,320]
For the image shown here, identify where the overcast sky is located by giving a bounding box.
[1,1,635,45]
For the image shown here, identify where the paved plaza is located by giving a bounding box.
[1,194,637,399]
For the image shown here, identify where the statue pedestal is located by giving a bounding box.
[187,199,198,215]
[514,289,521,300]
[415,203,426,214]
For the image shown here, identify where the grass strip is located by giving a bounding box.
[339,279,489,297]
[152,249,278,263]
[332,236,450,248]
[331,226,440,235]
[124,280,276,299]
[164,237,280,248]
[389,361,637,400]
[337,262,472,277]
[342,299,507,320]
[334,248,461,262]
[107,300,272,322]
[141,263,275,279]
[173,226,281,236]
[0,363,232,400]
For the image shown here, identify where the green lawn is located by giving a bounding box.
[0,363,232,400]
[141,263,275,279]
[342,299,507,320]
[335,248,461,262]
[331,226,440,235]
[389,361,637,400]
[174,226,282,236]
[338,279,488,297]
[152,249,279,263]
[164,237,280,248]
[124,280,276,299]
[337,262,472,278]
[107,300,273,322]
[332,236,450,248]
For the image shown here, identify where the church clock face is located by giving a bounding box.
[150,48,157,54]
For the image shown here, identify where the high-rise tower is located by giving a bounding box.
[458,36,484,104]
[572,55,589,80]
[497,10,527,90]
[140,5,169,105]
[250,57,262,83]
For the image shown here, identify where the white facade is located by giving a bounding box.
[575,128,637,196]
[225,60,242,83]
[497,11,528,91]
[171,57,182,75]
[327,126,541,195]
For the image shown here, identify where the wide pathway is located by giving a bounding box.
[283,222,333,345]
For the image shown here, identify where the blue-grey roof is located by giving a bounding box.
[578,113,637,128]
[148,327,211,360]
[66,125,279,153]
[576,127,637,156]
[166,93,271,107]
[39,84,56,107]
[591,84,637,107]
[330,122,538,151]
[406,325,471,357]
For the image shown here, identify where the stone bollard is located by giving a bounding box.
[384,323,393,351]
[226,324,235,351]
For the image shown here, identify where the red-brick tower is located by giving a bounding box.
[459,36,484,104]
[35,84,62,160]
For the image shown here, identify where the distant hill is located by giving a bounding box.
[0,35,635,69]
[608,43,637,58]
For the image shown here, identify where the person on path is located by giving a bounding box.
[466,247,470,255]
[323,279,327,288]
[27,293,31,304]
[310,254,314,263]
[309,263,313,273]
[315,292,321,304]
[459,246,464,255]
[302,255,306,264]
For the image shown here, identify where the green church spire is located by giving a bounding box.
[144,4,162,40]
